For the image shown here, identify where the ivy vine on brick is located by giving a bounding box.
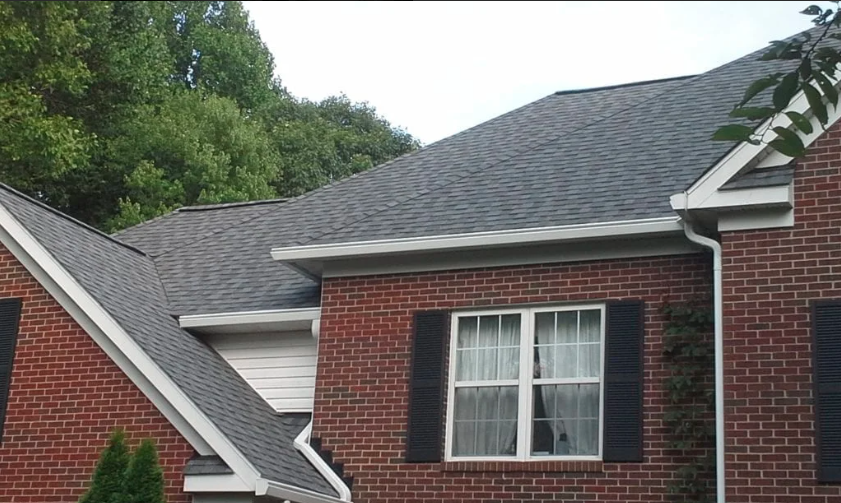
[662,300,715,502]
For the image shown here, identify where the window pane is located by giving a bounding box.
[533,309,602,380]
[453,386,518,457]
[457,317,478,349]
[556,311,577,343]
[535,312,555,345]
[578,343,600,378]
[531,384,600,456]
[554,344,577,378]
[456,314,520,382]
[579,309,601,342]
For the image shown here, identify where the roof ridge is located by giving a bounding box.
[0,184,148,257]
[292,75,694,247]
[554,75,696,95]
[177,198,289,212]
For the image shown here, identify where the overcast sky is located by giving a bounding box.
[244,1,815,145]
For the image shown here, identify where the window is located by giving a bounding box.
[445,305,605,461]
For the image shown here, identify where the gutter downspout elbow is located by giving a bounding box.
[682,219,725,503]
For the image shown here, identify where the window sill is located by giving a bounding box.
[441,460,604,473]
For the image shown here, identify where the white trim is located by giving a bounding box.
[677,74,841,213]
[444,304,605,463]
[0,204,261,487]
[322,235,698,278]
[184,473,251,493]
[718,208,794,232]
[255,478,350,503]
[692,184,792,211]
[272,217,681,261]
[179,308,321,335]
[294,422,353,501]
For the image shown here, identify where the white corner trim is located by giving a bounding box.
[680,74,841,211]
[179,307,321,334]
[0,204,261,487]
[255,477,350,503]
[271,217,684,263]
[184,473,251,493]
[294,422,353,502]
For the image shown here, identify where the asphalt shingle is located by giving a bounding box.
[720,164,796,190]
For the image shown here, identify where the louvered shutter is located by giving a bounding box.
[0,298,22,442]
[603,300,644,462]
[813,301,841,483]
[406,310,448,462]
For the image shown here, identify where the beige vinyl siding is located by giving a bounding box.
[206,331,317,412]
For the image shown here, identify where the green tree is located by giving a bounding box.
[123,439,165,503]
[106,91,279,230]
[269,94,419,196]
[0,1,418,230]
[714,3,841,157]
[79,429,131,503]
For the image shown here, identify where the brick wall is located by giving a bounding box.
[720,121,841,502]
[0,244,194,502]
[317,255,712,503]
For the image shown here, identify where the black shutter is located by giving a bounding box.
[812,301,841,483]
[406,310,448,463]
[603,300,644,462]
[0,298,22,442]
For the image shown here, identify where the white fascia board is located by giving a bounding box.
[179,307,321,335]
[718,208,794,232]
[293,422,353,501]
[694,184,793,211]
[271,217,684,263]
[184,473,251,493]
[255,478,350,503]
[679,74,841,211]
[0,204,261,487]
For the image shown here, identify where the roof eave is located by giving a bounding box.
[179,307,321,335]
[271,216,685,278]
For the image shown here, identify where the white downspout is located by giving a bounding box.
[682,217,725,503]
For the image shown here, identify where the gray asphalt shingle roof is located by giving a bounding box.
[115,198,288,257]
[720,164,796,190]
[0,186,337,497]
[118,34,812,316]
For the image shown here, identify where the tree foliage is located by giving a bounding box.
[714,3,841,157]
[0,1,419,230]
[79,429,131,503]
[123,439,165,503]
[79,431,167,503]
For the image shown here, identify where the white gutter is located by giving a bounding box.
[179,307,320,329]
[270,216,683,262]
[179,307,321,336]
[682,219,725,503]
[294,422,353,502]
[255,477,349,503]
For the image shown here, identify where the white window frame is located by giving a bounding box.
[444,303,606,462]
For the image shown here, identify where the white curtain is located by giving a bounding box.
[533,310,600,456]
[454,314,519,456]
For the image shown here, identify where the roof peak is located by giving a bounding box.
[554,75,696,96]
